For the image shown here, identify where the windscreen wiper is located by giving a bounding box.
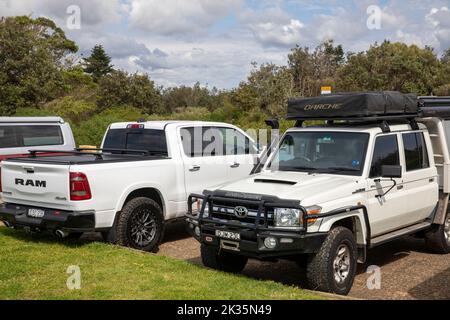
[279,166,319,172]
[324,167,360,173]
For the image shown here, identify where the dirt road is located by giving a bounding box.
[159,222,450,300]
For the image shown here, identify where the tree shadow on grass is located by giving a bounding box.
[0,226,98,248]
[0,220,193,249]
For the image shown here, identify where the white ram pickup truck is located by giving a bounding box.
[0,121,261,252]
[186,92,450,295]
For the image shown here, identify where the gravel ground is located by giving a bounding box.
[159,222,450,300]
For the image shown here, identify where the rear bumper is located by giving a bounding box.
[0,203,95,232]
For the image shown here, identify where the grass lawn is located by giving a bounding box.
[0,227,324,300]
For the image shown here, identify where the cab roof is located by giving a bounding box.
[109,121,236,130]
[0,117,65,123]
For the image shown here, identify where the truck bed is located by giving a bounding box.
[4,153,169,165]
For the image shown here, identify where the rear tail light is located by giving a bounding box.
[70,172,91,201]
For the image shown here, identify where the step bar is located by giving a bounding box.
[370,221,431,248]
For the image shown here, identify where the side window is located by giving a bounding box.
[21,126,63,147]
[402,132,430,171]
[180,127,202,157]
[0,125,63,148]
[180,127,224,157]
[370,135,400,178]
[220,128,256,155]
[0,126,19,148]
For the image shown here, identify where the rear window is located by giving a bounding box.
[0,125,63,149]
[103,129,168,155]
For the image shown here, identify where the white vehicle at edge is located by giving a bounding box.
[187,93,450,295]
[0,121,261,252]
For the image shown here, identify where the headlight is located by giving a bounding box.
[191,198,209,217]
[274,208,301,227]
[274,205,322,227]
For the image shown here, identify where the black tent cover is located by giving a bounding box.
[287,91,418,120]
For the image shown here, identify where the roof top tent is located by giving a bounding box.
[287,91,450,192]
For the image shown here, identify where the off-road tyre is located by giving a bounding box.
[115,197,164,252]
[306,227,357,295]
[425,211,450,254]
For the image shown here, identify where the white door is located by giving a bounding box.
[180,126,231,196]
[220,127,258,180]
[400,132,438,225]
[366,134,409,236]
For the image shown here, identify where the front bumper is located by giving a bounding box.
[0,203,95,232]
[187,220,328,258]
[186,191,369,259]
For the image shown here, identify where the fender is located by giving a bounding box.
[115,182,168,216]
[319,210,370,246]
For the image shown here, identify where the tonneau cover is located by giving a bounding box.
[287,91,418,120]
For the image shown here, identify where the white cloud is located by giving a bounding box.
[128,0,243,35]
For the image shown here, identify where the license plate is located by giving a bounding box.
[28,208,45,218]
[215,230,240,241]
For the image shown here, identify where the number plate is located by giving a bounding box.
[28,208,45,218]
[215,230,240,241]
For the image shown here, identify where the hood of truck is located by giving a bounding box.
[216,171,363,206]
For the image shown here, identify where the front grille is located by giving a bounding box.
[209,201,274,226]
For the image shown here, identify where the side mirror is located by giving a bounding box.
[381,165,402,179]
[265,119,279,130]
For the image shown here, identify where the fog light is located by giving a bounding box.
[194,226,201,237]
[264,237,277,249]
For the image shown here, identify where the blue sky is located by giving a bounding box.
[1,0,450,89]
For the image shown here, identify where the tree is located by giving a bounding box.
[0,16,78,115]
[441,48,450,64]
[337,41,445,95]
[232,62,294,116]
[83,45,113,82]
[162,82,223,113]
[288,40,344,97]
[97,70,163,114]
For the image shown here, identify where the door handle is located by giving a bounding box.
[429,178,435,183]
[397,185,404,190]
[230,163,240,168]
[189,165,201,172]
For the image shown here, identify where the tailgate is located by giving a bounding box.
[1,161,70,207]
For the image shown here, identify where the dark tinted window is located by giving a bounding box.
[180,127,225,157]
[0,125,63,148]
[180,126,256,157]
[370,135,400,178]
[103,129,168,155]
[402,132,429,171]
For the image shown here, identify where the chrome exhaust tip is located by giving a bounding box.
[55,229,68,239]
[3,221,12,228]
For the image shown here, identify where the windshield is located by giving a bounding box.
[268,131,369,175]
[103,129,168,155]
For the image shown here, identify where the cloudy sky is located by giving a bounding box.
[1,0,450,89]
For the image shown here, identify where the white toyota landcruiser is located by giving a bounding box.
[186,92,450,295]
[0,121,261,252]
